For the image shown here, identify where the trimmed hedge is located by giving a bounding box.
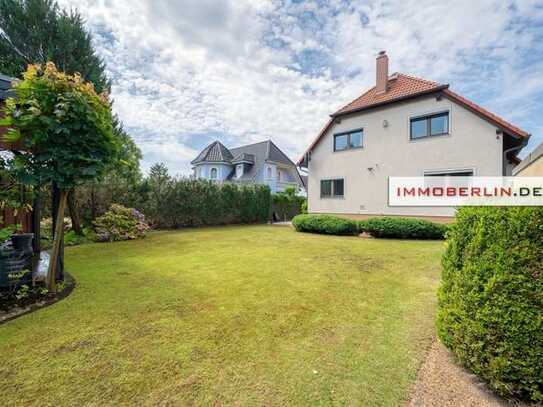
[437,207,543,401]
[292,214,360,236]
[140,180,271,228]
[359,217,447,239]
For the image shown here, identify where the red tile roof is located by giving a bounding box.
[298,73,530,165]
[333,73,447,116]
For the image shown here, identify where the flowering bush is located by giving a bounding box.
[93,204,149,242]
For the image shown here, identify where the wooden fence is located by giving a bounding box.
[0,207,33,233]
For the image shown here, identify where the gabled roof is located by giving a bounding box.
[298,73,530,165]
[333,73,447,117]
[229,140,298,181]
[191,141,233,164]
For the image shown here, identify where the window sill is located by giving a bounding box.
[333,146,364,153]
[320,196,345,199]
[409,133,451,142]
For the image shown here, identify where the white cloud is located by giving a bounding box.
[58,0,543,174]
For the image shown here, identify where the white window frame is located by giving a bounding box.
[210,167,218,180]
[236,164,243,178]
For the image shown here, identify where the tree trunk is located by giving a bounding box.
[90,184,97,222]
[47,190,67,293]
[67,188,83,235]
[31,189,41,253]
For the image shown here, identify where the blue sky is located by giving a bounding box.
[59,0,543,175]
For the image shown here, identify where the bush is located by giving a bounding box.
[360,217,447,239]
[271,187,306,221]
[139,179,271,228]
[93,204,150,242]
[437,207,543,401]
[292,214,360,236]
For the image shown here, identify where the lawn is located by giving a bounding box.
[0,225,443,406]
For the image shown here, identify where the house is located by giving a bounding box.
[191,140,305,193]
[298,51,530,220]
[514,141,543,176]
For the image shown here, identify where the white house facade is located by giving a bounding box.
[299,52,530,219]
[191,140,305,194]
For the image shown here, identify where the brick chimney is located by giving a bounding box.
[375,50,389,94]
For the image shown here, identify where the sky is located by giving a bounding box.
[57,0,543,175]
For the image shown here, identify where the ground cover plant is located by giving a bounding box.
[0,225,443,406]
[437,207,543,401]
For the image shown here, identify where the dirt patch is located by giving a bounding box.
[408,339,524,407]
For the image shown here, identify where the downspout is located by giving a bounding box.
[503,136,529,176]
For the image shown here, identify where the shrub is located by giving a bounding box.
[437,207,543,401]
[93,204,150,242]
[360,217,447,239]
[292,214,360,236]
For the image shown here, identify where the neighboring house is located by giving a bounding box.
[0,74,15,149]
[514,141,543,176]
[298,51,530,220]
[191,140,304,193]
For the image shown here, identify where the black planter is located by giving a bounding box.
[11,233,34,253]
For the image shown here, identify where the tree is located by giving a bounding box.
[0,0,142,233]
[0,0,109,92]
[0,63,120,292]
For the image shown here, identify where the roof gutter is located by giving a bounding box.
[503,135,530,176]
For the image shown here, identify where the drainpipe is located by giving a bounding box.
[503,137,529,176]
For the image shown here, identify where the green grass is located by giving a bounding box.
[0,225,443,406]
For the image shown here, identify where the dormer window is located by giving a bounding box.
[236,164,243,178]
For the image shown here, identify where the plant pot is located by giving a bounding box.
[11,233,34,253]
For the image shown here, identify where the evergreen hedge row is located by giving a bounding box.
[437,207,543,401]
[142,180,271,228]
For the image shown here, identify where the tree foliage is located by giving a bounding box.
[0,0,109,92]
[437,207,543,401]
[1,63,120,189]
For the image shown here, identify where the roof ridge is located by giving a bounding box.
[396,72,441,85]
[230,139,270,150]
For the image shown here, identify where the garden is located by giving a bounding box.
[0,225,444,405]
[1,1,542,405]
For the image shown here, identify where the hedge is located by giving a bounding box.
[143,180,271,228]
[292,214,359,236]
[359,217,447,239]
[437,207,543,401]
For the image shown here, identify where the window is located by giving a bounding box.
[210,167,218,179]
[277,169,281,181]
[334,129,363,151]
[236,164,243,178]
[410,112,449,139]
[425,170,473,177]
[267,167,272,179]
[320,178,344,198]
